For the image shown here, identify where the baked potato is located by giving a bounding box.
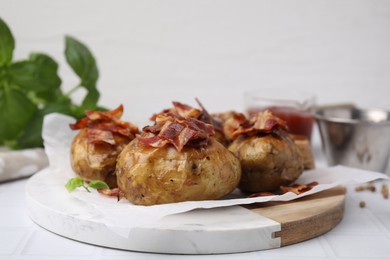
[115,107,241,205]
[71,128,132,188]
[228,110,304,193]
[116,137,241,205]
[290,134,315,169]
[69,105,139,188]
[229,133,304,193]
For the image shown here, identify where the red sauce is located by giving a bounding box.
[247,106,314,140]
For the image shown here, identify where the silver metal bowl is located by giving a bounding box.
[315,107,390,173]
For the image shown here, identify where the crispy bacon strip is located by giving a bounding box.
[69,117,88,130]
[86,104,123,121]
[212,111,247,141]
[87,128,115,145]
[247,181,319,198]
[151,100,221,130]
[159,121,197,151]
[139,109,215,152]
[69,105,139,145]
[247,191,276,198]
[97,188,125,202]
[231,110,288,139]
[70,105,125,130]
[138,134,167,148]
[172,101,201,119]
[252,110,287,131]
[97,187,120,197]
[279,181,319,195]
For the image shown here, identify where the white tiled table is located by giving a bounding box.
[1,138,390,259]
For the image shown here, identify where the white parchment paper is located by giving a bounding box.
[42,113,389,237]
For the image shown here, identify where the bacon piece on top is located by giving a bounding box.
[69,105,139,145]
[231,110,288,139]
[139,107,215,152]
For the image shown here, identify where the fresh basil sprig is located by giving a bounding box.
[0,17,105,149]
[65,176,109,193]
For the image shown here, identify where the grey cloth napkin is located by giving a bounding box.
[0,148,49,182]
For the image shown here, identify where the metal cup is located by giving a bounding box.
[315,107,390,173]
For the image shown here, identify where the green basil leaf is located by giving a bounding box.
[0,87,37,142]
[88,180,109,190]
[17,98,74,149]
[64,36,98,87]
[7,54,61,96]
[81,88,99,109]
[65,177,84,192]
[29,53,62,101]
[26,88,63,105]
[43,97,73,115]
[29,53,59,70]
[0,18,15,66]
[64,36,99,108]
[16,110,44,149]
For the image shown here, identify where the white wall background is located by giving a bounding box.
[1,0,390,123]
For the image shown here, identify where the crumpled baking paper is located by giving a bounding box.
[42,113,389,237]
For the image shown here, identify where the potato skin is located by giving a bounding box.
[116,137,241,205]
[70,128,130,188]
[229,134,304,193]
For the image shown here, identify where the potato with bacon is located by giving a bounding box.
[69,105,139,188]
[115,102,241,205]
[228,111,304,193]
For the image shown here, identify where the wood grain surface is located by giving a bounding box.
[245,186,346,246]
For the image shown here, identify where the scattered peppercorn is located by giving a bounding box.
[381,184,389,199]
[355,182,376,192]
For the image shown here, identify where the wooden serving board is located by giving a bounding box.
[246,186,346,247]
[26,169,346,254]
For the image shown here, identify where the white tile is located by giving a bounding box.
[21,229,96,256]
[325,234,390,258]
[330,209,382,235]
[0,179,27,192]
[101,248,178,259]
[0,228,29,255]
[101,243,329,260]
[328,193,386,235]
[101,247,253,259]
[0,194,25,207]
[101,247,161,257]
[0,206,34,227]
[259,237,328,258]
[0,182,26,207]
[375,212,390,233]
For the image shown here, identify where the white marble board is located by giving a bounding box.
[26,168,345,254]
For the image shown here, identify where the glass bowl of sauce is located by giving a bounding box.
[244,88,316,140]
